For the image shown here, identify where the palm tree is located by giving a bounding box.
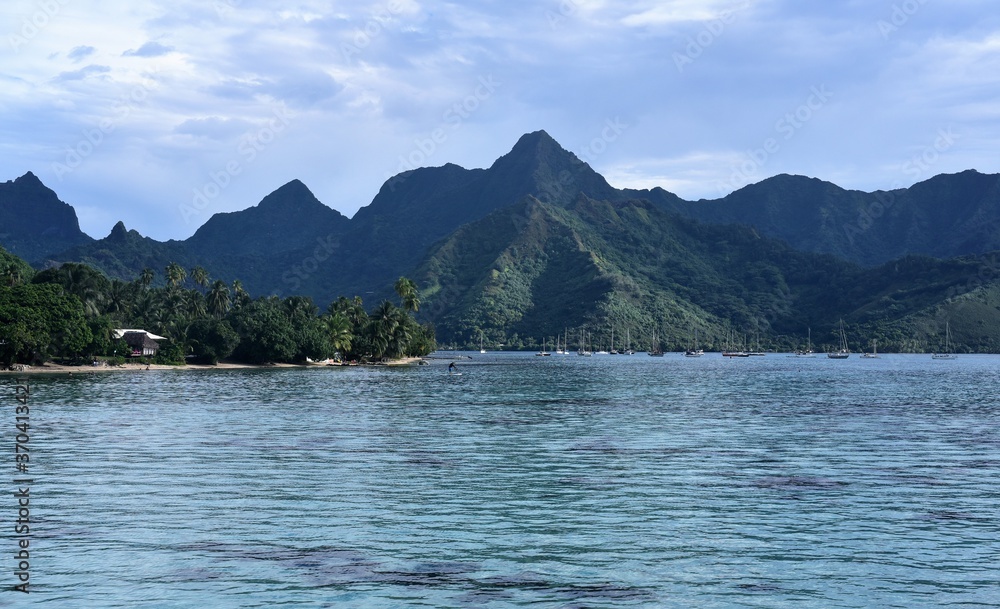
[324,312,353,357]
[387,308,412,358]
[394,277,420,312]
[232,280,250,309]
[370,300,401,360]
[207,280,231,319]
[329,296,367,327]
[162,288,189,321]
[165,262,187,289]
[139,268,155,289]
[284,295,318,319]
[132,290,162,327]
[190,266,210,291]
[59,263,104,317]
[104,279,132,320]
[186,290,207,319]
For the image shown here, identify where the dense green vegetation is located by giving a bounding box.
[0,246,433,367]
[417,195,1000,353]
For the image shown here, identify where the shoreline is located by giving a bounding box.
[1,357,425,375]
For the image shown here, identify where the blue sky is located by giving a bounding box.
[2,0,998,240]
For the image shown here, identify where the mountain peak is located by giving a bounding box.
[257,179,322,211]
[487,130,620,205]
[0,171,93,261]
[108,221,128,240]
[14,171,43,187]
[495,130,570,169]
[185,178,349,259]
[508,129,560,152]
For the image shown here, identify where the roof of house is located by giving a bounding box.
[113,329,167,341]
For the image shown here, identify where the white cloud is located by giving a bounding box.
[620,0,750,27]
[67,45,96,61]
[122,41,174,57]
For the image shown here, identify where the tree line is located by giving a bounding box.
[0,250,434,367]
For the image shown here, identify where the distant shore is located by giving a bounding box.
[1,357,424,375]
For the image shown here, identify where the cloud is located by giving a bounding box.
[68,46,96,61]
[205,71,342,108]
[52,65,111,82]
[123,41,174,57]
[174,117,256,140]
[2,0,999,240]
[620,0,747,27]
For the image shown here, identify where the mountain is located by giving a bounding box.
[417,194,1000,351]
[323,130,625,302]
[5,131,1000,350]
[51,220,196,281]
[0,172,93,261]
[669,170,1000,266]
[185,179,349,259]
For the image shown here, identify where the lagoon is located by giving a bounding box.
[11,352,1000,607]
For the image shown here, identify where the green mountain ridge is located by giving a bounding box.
[4,130,1000,350]
[666,170,1000,266]
[418,195,1000,352]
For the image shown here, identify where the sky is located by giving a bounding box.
[2,0,998,241]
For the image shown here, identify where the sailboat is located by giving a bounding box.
[827,320,850,359]
[479,332,487,354]
[861,338,879,359]
[535,337,550,356]
[577,330,592,356]
[722,330,748,357]
[648,330,664,356]
[623,328,634,355]
[747,330,765,356]
[609,327,619,355]
[595,335,609,355]
[793,328,816,357]
[685,327,703,357]
[932,322,957,359]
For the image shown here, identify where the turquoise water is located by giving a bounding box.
[7,352,1000,607]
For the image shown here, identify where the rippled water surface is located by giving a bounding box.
[8,353,1000,607]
